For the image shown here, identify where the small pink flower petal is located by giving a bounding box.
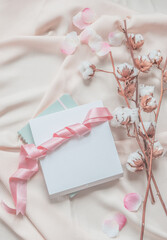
[113,213,127,230]
[88,33,103,52]
[72,11,88,30]
[80,27,96,44]
[108,32,124,46]
[96,42,111,56]
[124,193,142,212]
[82,8,96,24]
[61,31,79,55]
[102,219,119,238]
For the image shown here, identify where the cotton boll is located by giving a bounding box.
[153,141,164,158]
[135,55,152,72]
[118,80,136,99]
[115,63,138,81]
[111,107,138,127]
[79,61,95,80]
[148,50,163,66]
[126,150,144,172]
[139,84,154,97]
[128,33,144,50]
[163,71,167,82]
[140,95,157,113]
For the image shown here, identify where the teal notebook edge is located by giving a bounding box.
[18,94,77,144]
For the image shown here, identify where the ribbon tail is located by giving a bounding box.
[1,180,27,215]
[1,201,16,215]
[16,180,27,215]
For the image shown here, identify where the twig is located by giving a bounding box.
[109,51,130,108]
[151,174,167,214]
[143,139,155,204]
[155,58,167,123]
[113,22,156,204]
[123,18,167,220]
[95,69,114,74]
[144,161,155,204]
[109,50,156,204]
[126,125,135,138]
[140,58,167,240]
[136,74,139,107]
[140,145,153,240]
[138,109,153,145]
[123,20,137,67]
[135,126,167,215]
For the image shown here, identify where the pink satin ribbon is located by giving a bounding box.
[2,107,113,215]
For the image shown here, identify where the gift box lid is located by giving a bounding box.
[29,100,123,198]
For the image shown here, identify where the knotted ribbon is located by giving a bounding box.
[2,107,113,215]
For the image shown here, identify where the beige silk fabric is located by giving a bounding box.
[0,0,167,239]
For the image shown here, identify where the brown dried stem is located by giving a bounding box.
[109,49,156,203]
[138,109,153,145]
[123,20,137,67]
[123,19,167,216]
[109,51,131,108]
[140,58,167,240]
[155,58,167,123]
[95,69,114,74]
[140,144,154,240]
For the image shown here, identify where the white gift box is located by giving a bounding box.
[30,101,123,198]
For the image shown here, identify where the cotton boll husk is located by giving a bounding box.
[135,55,152,72]
[138,121,156,138]
[140,95,157,112]
[115,63,138,81]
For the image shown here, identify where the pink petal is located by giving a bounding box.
[73,8,96,30]
[72,12,88,30]
[108,32,124,46]
[61,32,79,55]
[102,219,119,238]
[113,213,127,230]
[124,193,142,212]
[88,33,103,52]
[80,27,96,44]
[96,42,111,56]
[82,8,96,24]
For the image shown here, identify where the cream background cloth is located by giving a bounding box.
[0,0,167,239]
